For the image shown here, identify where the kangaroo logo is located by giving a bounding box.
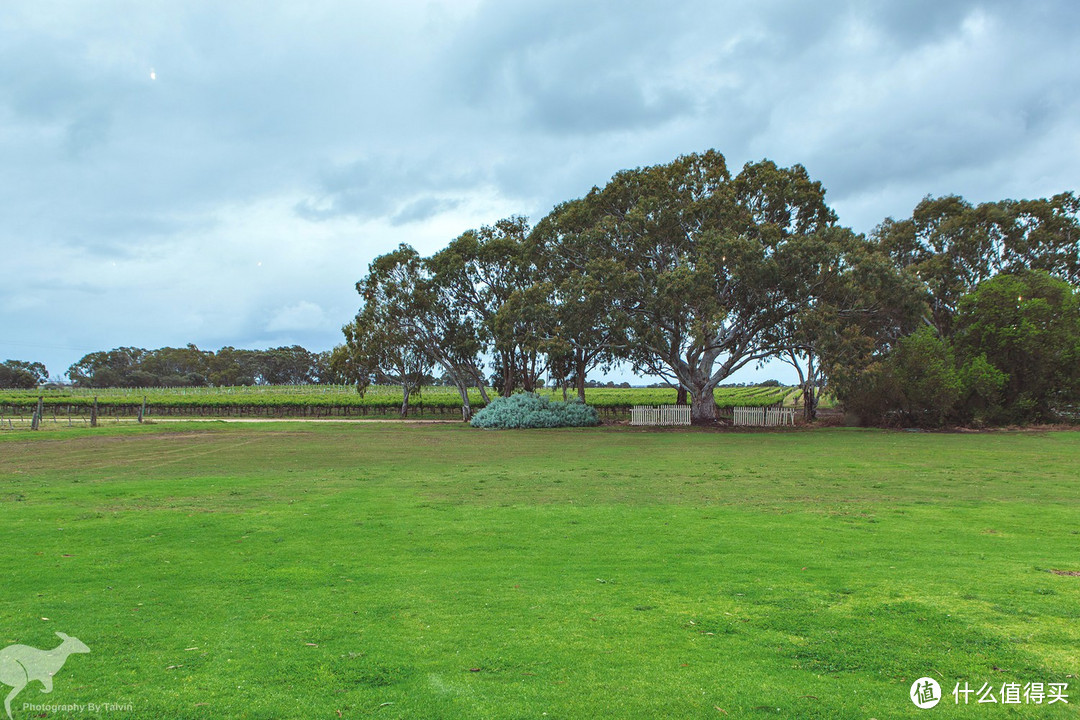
[0,632,90,720]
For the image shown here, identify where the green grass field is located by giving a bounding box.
[1,423,1077,718]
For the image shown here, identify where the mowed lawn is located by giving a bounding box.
[0,424,1077,719]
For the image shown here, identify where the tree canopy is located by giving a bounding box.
[342,149,1078,426]
[0,359,48,389]
[575,152,846,422]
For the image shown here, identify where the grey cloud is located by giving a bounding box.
[443,0,711,135]
[296,155,483,222]
[2,0,1077,378]
[513,68,695,135]
[63,109,113,158]
[859,0,1008,46]
[391,197,463,226]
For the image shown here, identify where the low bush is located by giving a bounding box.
[470,393,600,429]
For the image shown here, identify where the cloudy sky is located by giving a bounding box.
[2,0,1078,383]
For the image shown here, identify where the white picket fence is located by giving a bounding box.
[630,405,691,426]
[732,406,797,427]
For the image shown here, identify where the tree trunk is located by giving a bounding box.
[469,367,490,404]
[522,353,536,393]
[456,382,472,421]
[802,385,818,423]
[575,354,587,402]
[676,385,688,405]
[689,386,717,424]
[501,351,515,397]
[798,354,819,423]
[400,383,410,418]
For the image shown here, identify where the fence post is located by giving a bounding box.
[139,396,146,423]
[91,396,98,428]
[31,396,43,430]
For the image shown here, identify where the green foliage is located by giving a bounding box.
[890,327,962,427]
[527,198,621,400]
[834,328,963,428]
[341,305,430,412]
[356,243,490,419]
[957,354,1008,425]
[470,393,599,429]
[428,217,544,396]
[0,360,44,389]
[2,359,48,386]
[952,270,1080,423]
[835,270,1080,426]
[831,360,902,426]
[875,192,1080,334]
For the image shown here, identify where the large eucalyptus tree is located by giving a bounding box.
[585,151,839,423]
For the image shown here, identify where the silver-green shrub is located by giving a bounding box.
[470,393,600,429]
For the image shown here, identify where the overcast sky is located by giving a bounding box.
[2,0,1078,383]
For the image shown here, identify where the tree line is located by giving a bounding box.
[54,346,341,388]
[336,150,1079,425]
[0,344,484,390]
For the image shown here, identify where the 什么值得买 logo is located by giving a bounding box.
[910,676,942,709]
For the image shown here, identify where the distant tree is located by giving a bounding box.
[1,361,41,389]
[311,350,343,385]
[255,346,317,385]
[138,345,211,386]
[327,344,362,386]
[64,344,334,388]
[1,360,48,387]
[67,348,147,387]
[207,347,259,386]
